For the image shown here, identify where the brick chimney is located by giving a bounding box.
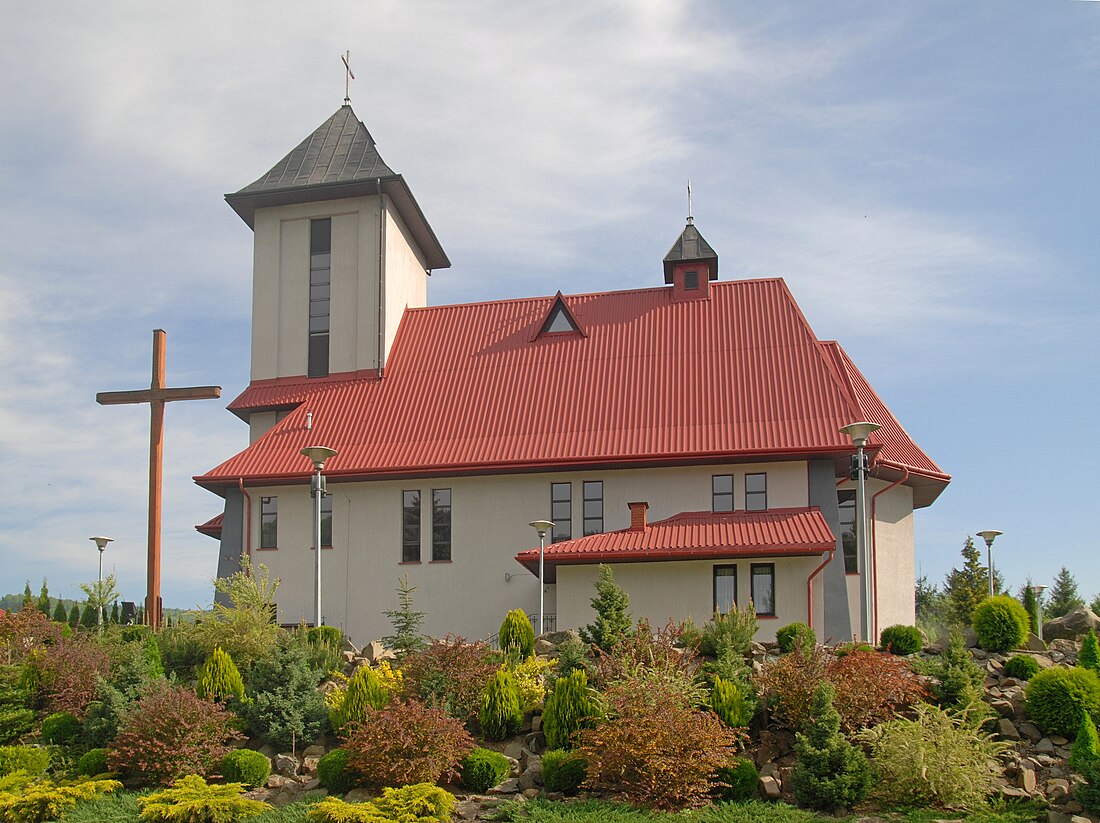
[628,501,649,532]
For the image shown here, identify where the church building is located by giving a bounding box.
[195,105,949,646]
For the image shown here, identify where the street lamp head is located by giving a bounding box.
[839,421,882,447]
[529,520,554,539]
[89,536,113,552]
[300,445,338,471]
[976,530,1003,548]
[1030,584,1047,597]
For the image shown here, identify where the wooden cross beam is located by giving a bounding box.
[97,329,221,630]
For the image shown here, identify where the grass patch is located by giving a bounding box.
[492,798,820,823]
[696,802,820,823]
[897,801,1043,823]
[56,789,146,822]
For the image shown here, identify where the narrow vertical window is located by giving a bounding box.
[308,218,331,378]
[712,475,734,512]
[751,563,775,616]
[551,483,571,543]
[745,473,767,511]
[684,270,699,290]
[320,494,333,548]
[582,481,603,536]
[838,490,857,573]
[260,497,278,549]
[402,490,421,562]
[432,488,452,561]
[713,565,737,614]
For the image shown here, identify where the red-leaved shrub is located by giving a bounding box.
[107,682,240,785]
[594,620,701,699]
[579,679,742,810]
[343,698,473,788]
[0,607,62,664]
[400,636,497,722]
[33,639,112,718]
[753,644,831,732]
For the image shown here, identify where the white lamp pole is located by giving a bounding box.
[529,520,554,636]
[977,530,1003,599]
[1030,583,1047,643]
[839,422,881,644]
[89,536,113,627]
[301,445,338,628]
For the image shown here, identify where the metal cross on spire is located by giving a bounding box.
[342,50,355,105]
[687,180,694,225]
[96,329,221,630]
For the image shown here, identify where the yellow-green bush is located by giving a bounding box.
[221,749,271,789]
[136,774,272,821]
[331,666,390,733]
[1026,667,1100,737]
[0,771,120,823]
[499,610,535,658]
[0,746,48,777]
[972,596,1029,654]
[710,675,754,730]
[307,783,454,823]
[542,669,597,751]
[460,747,511,793]
[479,669,522,741]
[195,647,245,703]
[510,656,551,713]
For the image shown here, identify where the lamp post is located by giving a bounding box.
[839,421,881,644]
[1030,583,1047,642]
[89,536,113,627]
[976,530,1003,599]
[528,520,554,636]
[300,445,338,628]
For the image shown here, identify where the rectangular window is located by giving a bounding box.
[838,490,857,573]
[308,218,331,378]
[320,494,333,548]
[751,563,776,616]
[402,490,421,562]
[432,488,452,561]
[260,496,278,549]
[713,565,737,615]
[712,475,734,512]
[745,473,767,511]
[582,481,603,536]
[551,483,571,543]
[684,270,699,290]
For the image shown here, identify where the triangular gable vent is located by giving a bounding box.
[536,292,584,336]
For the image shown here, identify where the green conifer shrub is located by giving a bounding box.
[922,630,985,709]
[331,665,390,734]
[1080,630,1100,673]
[1070,713,1100,774]
[698,605,758,658]
[76,748,108,777]
[136,774,272,821]
[1025,666,1100,737]
[51,602,67,624]
[710,675,754,730]
[542,669,596,750]
[541,749,587,794]
[237,636,330,753]
[579,565,632,652]
[0,772,120,823]
[1078,761,1100,814]
[789,682,872,811]
[0,745,49,777]
[499,609,536,658]
[776,622,815,654]
[144,636,165,679]
[317,748,358,795]
[713,757,759,802]
[1003,655,1041,681]
[307,625,343,648]
[308,783,455,823]
[39,711,81,745]
[221,748,272,788]
[67,605,80,630]
[479,668,523,741]
[459,747,511,793]
[879,624,923,655]
[195,647,246,702]
[0,708,34,745]
[972,595,1029,653]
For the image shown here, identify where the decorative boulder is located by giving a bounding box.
[1043,607,1100,641]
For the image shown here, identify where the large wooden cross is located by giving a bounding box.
[97,329,221,630]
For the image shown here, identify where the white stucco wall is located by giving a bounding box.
[382,205,429,366]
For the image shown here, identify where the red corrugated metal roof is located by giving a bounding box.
[514,507,836,577]
[196,279,943,489]
[196,513,223,539]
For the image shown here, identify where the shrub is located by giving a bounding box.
[920,630,985,709]
[222,748,272,788]
[0,772,120,823]
[76,747,108,777]
[858,702,1010,809]
[460,747,511,793]
[594,619,704,709]
[154,625,207,682]
[0,709,34,745]
[579,680,743,810]
[332,665,390,734]
[143,635,165,679]
[543,669,598,751]
[1003,655,1041,681]
[1070,713,1100,774]
[195,647,246,702]
[400,636,496,722]
[579,565,632,653]
[541,749,587,794]
[1081,630,1100,673]
[510,655,552,713]
[972,596,1029,653]
[480,669,523,741]
[343,698,472,788]
[834,642,874,658]
[1079,759,1100,815]
[710,675,755,731]
[307,625,344,649]
[136,774,272,821]
[713,757,759,802]
[80,681,132,749]
[39,711,80,745]
[827,649,926,734]
[548,637,593,688]
[754,644,831,731]
[381,575,429,660]
[0,745,49,777]
[500,610,535,658]
[46,788,139,823]
[0,608,62,665]
[107,682,240,785]
[185,558,282,671]
[698,605,758,658]
[317,748,357,795]
[238,636,330,752]
[1025,667,1100,737]
[789,683,871,811]
[307,783,455,823]
[776,623,815,654]
[879,624,922,656]
[120,625,150,643]
[30,638,111,718]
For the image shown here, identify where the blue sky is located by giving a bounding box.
[1,2,1097,612]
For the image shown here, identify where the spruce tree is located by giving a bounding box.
[790,682,872,810]
[68,604,81,628]
[943,537,989,626]
[381,575,427,658]
[579,564,632,652]
[1047,567,1085,619]
[21,582,33,611]
[52,600,67,623]
[36,579,50,616]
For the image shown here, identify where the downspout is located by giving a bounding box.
[238,478,252,573]
[870,461,909,633]
[377,182,386,379]
[806,548,836,634]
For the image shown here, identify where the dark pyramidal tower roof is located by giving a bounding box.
[663,219,718,284]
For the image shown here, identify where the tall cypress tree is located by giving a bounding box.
[36,579,51,616]
[1021,579,1040,635]
[1048,567,1085,619]
[21,582,33,611]
[80,601,99,629]
[52,600,68,623]
[68,604,81,628]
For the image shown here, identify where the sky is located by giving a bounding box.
[1,1,1098,612]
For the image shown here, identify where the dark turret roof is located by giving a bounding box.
[663,219,718,284]
[226,106,449,270]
